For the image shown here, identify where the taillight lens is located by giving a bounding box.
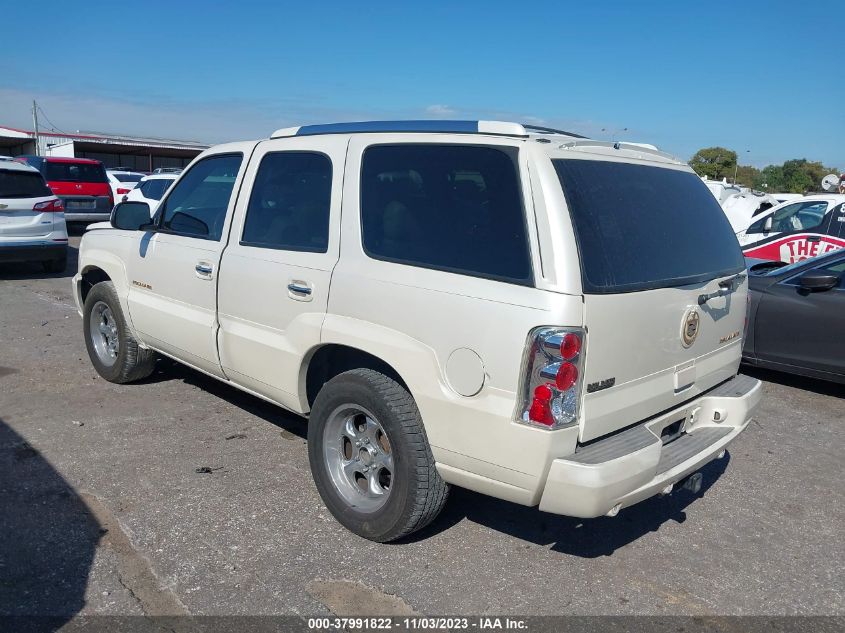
[560,332,581,360]
[33,199,64,213]
[116,187,131,195]
[517,327,585,429]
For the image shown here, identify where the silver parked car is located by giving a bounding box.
[0,159,68,273]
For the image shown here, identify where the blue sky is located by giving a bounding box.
[2,0,842,168]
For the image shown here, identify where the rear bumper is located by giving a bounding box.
[538,374,762,517]
[59,195,112,222]
[0,241,67,263]
[64,211,112,222]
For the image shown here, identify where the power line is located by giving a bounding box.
[35,103,68,135]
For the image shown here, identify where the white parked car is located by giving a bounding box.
[73,120,761,541]
[106,170,145,202]
[720,191,779,233]
[0,159,68,272]
[737,194,845,262]
[121,174,178,211]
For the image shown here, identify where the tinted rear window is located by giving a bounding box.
[44,162,107,183]
[113,173,143,183]
[554,159,745,293]
[0,169,52,198]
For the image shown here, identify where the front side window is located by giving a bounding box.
[158,154,242,240]
[783,255,845,289]
[747,201,828,234]
[241,152,332,252]
[360,144,532,285]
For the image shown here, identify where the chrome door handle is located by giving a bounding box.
[287,283,312,295]
[195,262,213,278]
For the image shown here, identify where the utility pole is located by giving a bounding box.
[733,149,750,185]
[31,99,41,156]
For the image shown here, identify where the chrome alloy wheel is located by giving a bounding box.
[89,301,119,366]
[322,405,394,512]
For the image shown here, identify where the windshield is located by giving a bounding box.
[0,169,52,198]
[44,161,107,183]
[553,159,745,293]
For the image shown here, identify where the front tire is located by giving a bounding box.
[83,281,156,383]
[308,369,449,542]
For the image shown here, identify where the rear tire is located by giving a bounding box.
[308,369,449,542]
[42,255,67,273]
[83,281,156,383]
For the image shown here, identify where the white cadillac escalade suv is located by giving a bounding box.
[73,120,762,541]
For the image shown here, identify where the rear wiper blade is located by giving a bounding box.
[698,272,747,305]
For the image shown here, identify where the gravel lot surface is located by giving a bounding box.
[1,235,843,622]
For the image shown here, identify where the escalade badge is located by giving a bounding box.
[681,307,700,348]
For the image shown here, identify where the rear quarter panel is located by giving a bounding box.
[325,134,585,486]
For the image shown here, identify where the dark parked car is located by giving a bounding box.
[743,250,845,383]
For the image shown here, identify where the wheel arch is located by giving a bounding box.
[79,265,113,305]
[302,343,410,410]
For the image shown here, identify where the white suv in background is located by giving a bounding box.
[121,173,178,211]
[0,158,68,272]
[73,120,762,541]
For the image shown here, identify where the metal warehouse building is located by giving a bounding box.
[0,125,208,172]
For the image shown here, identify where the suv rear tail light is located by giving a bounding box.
[33,199,64,213]
[517,327,586,429]
[116,187,131,195]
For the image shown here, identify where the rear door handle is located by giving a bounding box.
[806,235,821,243]
[287,281,313,301]
[195,262,214,279]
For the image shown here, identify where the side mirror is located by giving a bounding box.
[763,217,773,232]
[798,271,839,291]
[111,201,152,230]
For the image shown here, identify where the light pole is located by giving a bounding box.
[734,149,749,185]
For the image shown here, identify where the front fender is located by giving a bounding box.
[75,232,138,338]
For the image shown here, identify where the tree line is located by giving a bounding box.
[689,147,840,193]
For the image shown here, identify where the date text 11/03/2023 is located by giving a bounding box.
[307,616,529,630]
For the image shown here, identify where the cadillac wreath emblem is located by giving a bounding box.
[681,307,700,348]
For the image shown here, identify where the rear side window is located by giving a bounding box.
[0,169,52,198]
[44,162,107,183]
[553,159,745,293]
[140,178,172,201]
[361,144,532,285]
[241,152,332,252]
[158,154,242,240]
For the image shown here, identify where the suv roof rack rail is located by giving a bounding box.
[522,124,587,139]
[557,139,679,162]
[271,120,529,139]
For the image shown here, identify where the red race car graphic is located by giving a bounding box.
[743,233,845,263]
